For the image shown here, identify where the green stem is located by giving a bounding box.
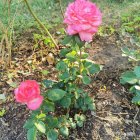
[79,48,82,75]
[23,0,58,48]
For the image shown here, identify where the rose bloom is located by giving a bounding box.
[14,80,43,110]
[64,0,102,42]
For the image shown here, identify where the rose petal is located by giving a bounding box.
[79,32,93,42]
[14,80,41,104]
[27,96,43,110]
[64,0,102,42]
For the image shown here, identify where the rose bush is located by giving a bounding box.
[14,80,43,110]
[14,0,102,139]
[64,0,102,42]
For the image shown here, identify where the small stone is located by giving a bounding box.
[123,133,126,137]
[126,132,134,137]
[91,111,96,116]
[125,115,129,119]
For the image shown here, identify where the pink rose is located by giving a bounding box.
[14,80,43,110]
[64,0,102,42]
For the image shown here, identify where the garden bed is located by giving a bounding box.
[1,31,140,140]
[0,0,140,139]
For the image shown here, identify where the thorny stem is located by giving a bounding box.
[79,48,82,75]
[76,47,83,84]
[23,0,58,48]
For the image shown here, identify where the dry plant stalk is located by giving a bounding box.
[0,0,14,69]
[0,0,18,69]
[0,21,12,69]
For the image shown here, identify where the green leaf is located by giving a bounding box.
[30,110,40,118]
[58,116,66,128]
[47,129,58,140]
[121,47,131,56]
[134,66,140,78]
[53,81,65,89]
[84,61,93,68]
[47,89,66,101]
[59,71,70,81]
[24,119,34,129]
[80,52,89,59]
[60,126,69,137]
[60,48,71,57]
[0,109,6,117]
[62,35,73,45]
[84,96,92,104]
[37,113,46,119]
[136,89,140,96]
[129,86,136,93]
[120,78,127,84]
[88,103,96,111]
[82,76,91,85]
[35,121,46,134]
[81,105,87,111]
[132,95,140,105]
[56,61,67,71]
[74,35,85,47]
[43,80,54,88]
[41,70,49,76]
[121,71,137,84]
[27,127,37,140]
[70,122,76,129]
[77,121,84,127]
[44,100,55,112]
[46,116,59,128]
[74,114,86,127]
[88,64,101,74]
[75,114,86,121]
[66,51,77,62]
[60,96,71,108]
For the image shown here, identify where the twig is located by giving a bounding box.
[23,0,58,49]
[92,114,110,122]
[133,107,139,139]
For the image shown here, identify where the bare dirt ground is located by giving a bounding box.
[0,31,140,140]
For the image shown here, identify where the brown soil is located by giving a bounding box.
[0,31,140,140]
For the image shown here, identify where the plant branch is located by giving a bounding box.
[23,0,58,48]
[79,48,82,75]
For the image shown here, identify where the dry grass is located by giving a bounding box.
[0,0,18,69]
[0,21,12,69]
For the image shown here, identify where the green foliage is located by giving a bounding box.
[121,14,140,39]
[60,126,69,137]
[43,100,55,112]
[60,96,71,108]
[74,114,86,127]
[98,25,115,36]
[120,66,140,105]
[47,129,58,140]
[121,9,140,48]
[27,127,37,140]
[43,80,55,88]
[120,7,140,105]
[35,121,46,133]
[34,34,55,48]
[47,89,66,101]
[121,47,140,61]
[120,71,137,84]
[0,108,6,117]
[24,35,100,139]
